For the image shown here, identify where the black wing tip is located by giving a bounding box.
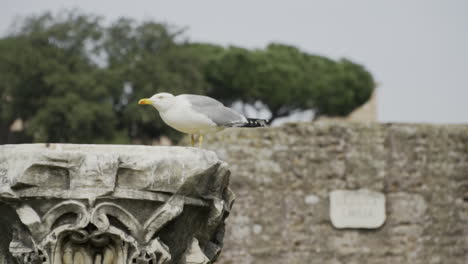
[242,118,269,127]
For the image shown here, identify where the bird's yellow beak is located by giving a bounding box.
[138,98,152,105]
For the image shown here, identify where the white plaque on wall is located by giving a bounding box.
[329,189,386,229]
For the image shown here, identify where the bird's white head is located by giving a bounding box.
[138,92,175,112]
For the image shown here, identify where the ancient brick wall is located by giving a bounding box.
[204,122,468,264]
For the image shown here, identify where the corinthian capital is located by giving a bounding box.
[0,144,234,264]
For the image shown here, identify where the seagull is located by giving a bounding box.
[138,93,267,147]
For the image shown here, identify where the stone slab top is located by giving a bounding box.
[0,144,230,203]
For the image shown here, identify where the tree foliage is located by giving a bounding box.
[0,10,375,144]
[204,43,375,121]
[0,12,116,143]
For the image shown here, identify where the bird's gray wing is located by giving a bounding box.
[179,94,247,126]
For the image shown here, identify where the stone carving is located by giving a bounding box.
[0,144,234,264]
[179,238,210,264]
[329,189,386,229]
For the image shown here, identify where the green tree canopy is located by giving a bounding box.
[0,12,117,143]
[0,11,207,144]
[0,10,375,144]
[204,43,375,121]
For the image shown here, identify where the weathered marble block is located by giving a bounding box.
[0,144,234,264]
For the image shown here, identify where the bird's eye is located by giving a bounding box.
[158,96,163,99]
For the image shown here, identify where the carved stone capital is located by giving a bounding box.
[0,144,234,264]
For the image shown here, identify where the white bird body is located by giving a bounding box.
[138,92,266,147]
[159,97,219,134]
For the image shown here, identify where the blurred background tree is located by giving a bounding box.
[0,10,375,145]
[204,43,375,121]
[0,12,117,144]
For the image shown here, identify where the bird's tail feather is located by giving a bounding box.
[239,118,268,127]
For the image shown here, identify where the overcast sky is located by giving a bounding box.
[2,0,468,123]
